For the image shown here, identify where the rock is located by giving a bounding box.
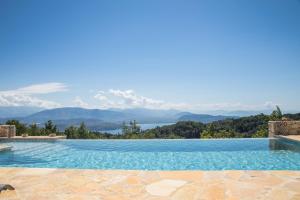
[0,184,15,192]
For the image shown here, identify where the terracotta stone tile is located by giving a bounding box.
[197,183,226,200]
[266,188,293,200]
[272,171,297,177]
[103,194,132,200]
[246,171,268,178]
[126,176,140,185]
[224,171,243,181]
[138,172,161,184]
[145,196,172,200]
[64,194,104,200]
[159,171,203,182]
[0,190,19,200]
[225,195,241,200]
[101,174,128,186]
[284,182,300,193]
[223,179,266,200]
[146,179,187,197]
[124,185,144,197]
[171,184,199,200]
[291,193,300,200]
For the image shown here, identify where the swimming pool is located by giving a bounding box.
[0,138,300,170]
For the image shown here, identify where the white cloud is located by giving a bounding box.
[94,89,192,110]
[94,91,108,101]
[73,96,89,108]
[0,83,279,111]
[15,82,67,94]
[0,82,67,108]
[94,89,169,109]
[263,101,278,109]
[93,89,278,111]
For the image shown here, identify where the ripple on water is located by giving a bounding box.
[0,139,300,170]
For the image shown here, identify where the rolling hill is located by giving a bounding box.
[178,113,235,123]
[0,107,236,131]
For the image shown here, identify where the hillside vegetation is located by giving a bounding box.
[4,107,299,139]
[64,107,298,139]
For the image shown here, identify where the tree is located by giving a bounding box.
[28,123,39,136]
[44,120,57,134]
[6,120,27,136]
[201,130,213,138]
[122,120,141,135]
[270,106,283,121]
[252,127,268,138]
[65,126,78,139]
[122,121,129,134]
[78,122,89,139]
[201,123,215,138]
[131,120,141,133]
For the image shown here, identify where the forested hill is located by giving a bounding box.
[140,114,270,139]
[177,113,236,123]
[64,111,300,139]
[5,106,299,139]
[62,109,300,139]
[125,112,300,139]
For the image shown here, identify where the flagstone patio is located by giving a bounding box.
[0,168,299,200]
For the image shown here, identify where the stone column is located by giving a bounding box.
[268,121,300,137]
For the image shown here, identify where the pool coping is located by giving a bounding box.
[0,136,66,141]
[0,137,278,142]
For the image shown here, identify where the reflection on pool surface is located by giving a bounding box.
[0,138,300,170]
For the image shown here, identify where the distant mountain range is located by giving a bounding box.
[0,106,43,118]
[206,110,273,117]
[0,106,237,131]
[178,113,237,123]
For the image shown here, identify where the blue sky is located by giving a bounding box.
[0,0,300,112]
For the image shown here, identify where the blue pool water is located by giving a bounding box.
[0,138,300,170]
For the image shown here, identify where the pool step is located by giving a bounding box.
[0,145,12,152]
[13,143,70,158]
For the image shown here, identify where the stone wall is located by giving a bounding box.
[268,121,300,137]
[0,125,16,138]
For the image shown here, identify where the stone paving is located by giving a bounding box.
[0,168,300,200]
